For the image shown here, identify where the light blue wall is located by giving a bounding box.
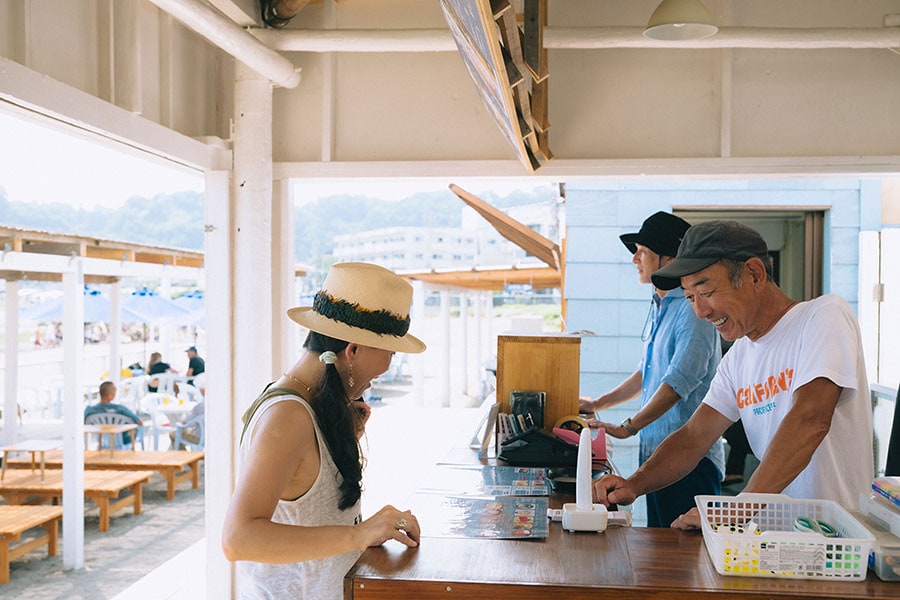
[565,179,876,504]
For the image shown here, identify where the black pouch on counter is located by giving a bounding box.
[498,428,579,468]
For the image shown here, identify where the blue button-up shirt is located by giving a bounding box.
[638,287,725,477]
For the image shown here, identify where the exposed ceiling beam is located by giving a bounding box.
[253,25,900,53]
[275,155,900,181]
[546,26,900,49]
[145,0,301,88]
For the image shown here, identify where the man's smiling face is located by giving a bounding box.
[681,260,758,341]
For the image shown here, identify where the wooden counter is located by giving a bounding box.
[345,523,896,599]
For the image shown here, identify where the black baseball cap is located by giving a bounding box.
[651,220,769,291]
[619,211,691,259]
[185,346,198,353]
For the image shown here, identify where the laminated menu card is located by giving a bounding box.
[408,493,549,539]
[417,465,549,497]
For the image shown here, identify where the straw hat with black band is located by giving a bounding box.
[288,262,425,354]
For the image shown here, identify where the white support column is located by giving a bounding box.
[62,264,85,571]
[224,61,274,596]
[3,279,20,445]
[484,292,495,362]
[439,289,451,408]
[109,279,122,384]
[473,287,483,402]
[410,280,426,407]
[203,169,234,600]
[272,178,295,368]
[458,290,469,398]
[159,276,173,364]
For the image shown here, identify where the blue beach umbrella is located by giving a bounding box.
[173,290,204,312]
[122,287,190,323]
[20,286,144,323]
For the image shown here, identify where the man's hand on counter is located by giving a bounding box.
[591,474,637,508]
[669,507,702,530]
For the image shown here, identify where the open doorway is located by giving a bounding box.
[675,209,825,301]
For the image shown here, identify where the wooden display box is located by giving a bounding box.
[496,334,580,431]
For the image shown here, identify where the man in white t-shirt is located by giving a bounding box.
[592,220,874,529]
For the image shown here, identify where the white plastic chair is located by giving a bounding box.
[139,392,177,450]
[173,414,205,451]
[176,383,203,403]
[84,412,143,450]
[148,372,177,395]
[117,376,149,412]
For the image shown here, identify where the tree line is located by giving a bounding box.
[0,185,555,265]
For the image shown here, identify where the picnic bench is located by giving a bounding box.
[0,505,63,584]
[0,469,153,532]
[5,450,204,500]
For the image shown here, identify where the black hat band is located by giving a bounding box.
[313,291,411,337]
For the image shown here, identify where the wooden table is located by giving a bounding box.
[0,468,153,532]
[346,447,898,599]
[83,423,138,457]
[0,505,63,584]
[4,449,204,500]
[345,522,898,599]
[0,439,62,482]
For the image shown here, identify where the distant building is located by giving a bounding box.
[332,201,562,271]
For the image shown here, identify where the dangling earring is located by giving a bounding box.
[347,363,355,389]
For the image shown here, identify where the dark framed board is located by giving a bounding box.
[439,0,543,172]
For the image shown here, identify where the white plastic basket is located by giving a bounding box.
[696,493,875,581]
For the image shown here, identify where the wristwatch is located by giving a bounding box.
[620,417,639,437]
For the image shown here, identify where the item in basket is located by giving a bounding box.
[793,516,838,537]
[715,521,760,535]
[872,476,900,507]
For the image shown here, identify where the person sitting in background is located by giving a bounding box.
[169,395,205,450]
[185,346,205,385]
[84,380,144,445]
[147,351,179,393]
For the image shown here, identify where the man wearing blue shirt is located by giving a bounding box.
[579,212,724,527]
[84,380,143,445]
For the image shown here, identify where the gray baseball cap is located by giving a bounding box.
[651,220,769,290]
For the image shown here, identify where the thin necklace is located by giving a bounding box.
[282,372,312,394]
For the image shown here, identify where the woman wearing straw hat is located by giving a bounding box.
[222,262,425,599]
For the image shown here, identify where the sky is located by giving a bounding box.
[0,110,203,210]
